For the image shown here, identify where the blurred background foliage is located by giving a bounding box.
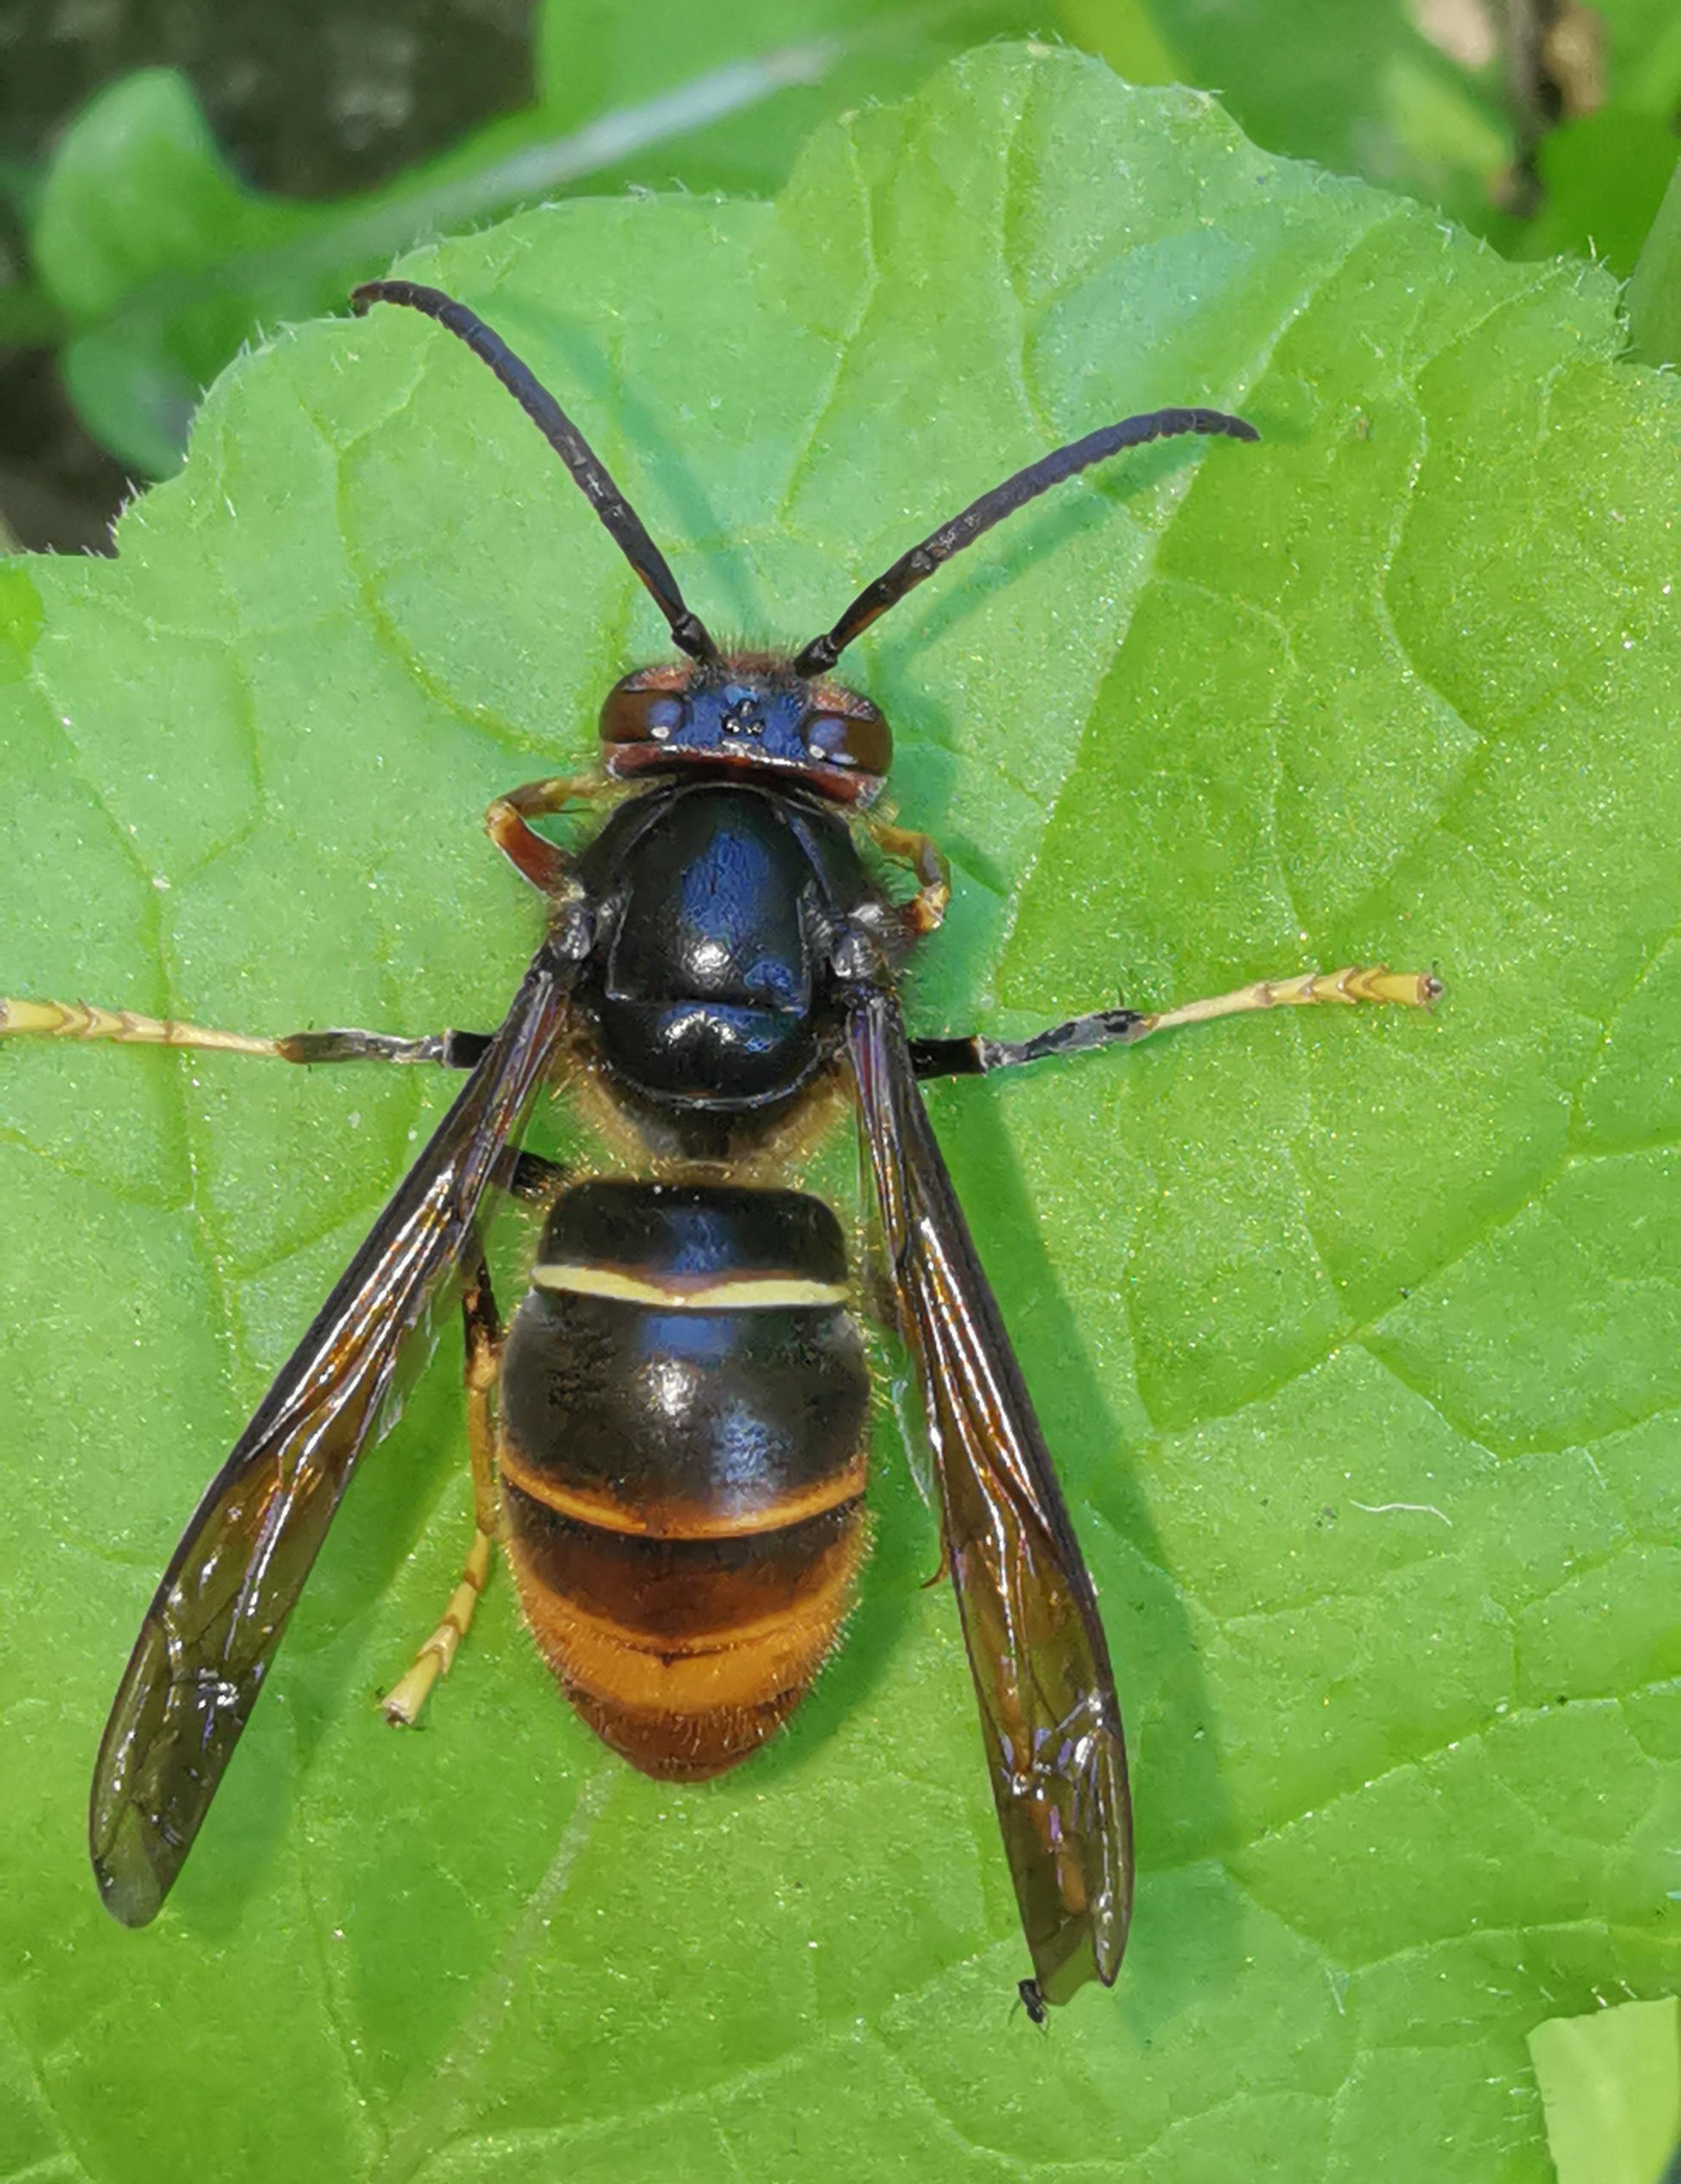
[1,0,1678,552]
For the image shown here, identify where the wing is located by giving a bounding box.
[846,986,1132,2006]
[89,938,578,1926]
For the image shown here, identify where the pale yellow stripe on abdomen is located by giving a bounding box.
[530,1262,849,1310]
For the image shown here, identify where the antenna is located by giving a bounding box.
[352,281,719,665]
[794,407,1258,678]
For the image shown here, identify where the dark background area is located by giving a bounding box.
[0,0,536,551]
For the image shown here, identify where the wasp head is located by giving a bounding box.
[599,655,890,806]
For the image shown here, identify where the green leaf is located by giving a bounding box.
[1626,155,1681,366]
[1118,0,1513,233]
[1500,2,1681,277]
[31,0,1032,477]
[35,69,317,476]
[1106,0,1679,269]
[1601,0,1681,117]
[1515,115,1679,277]
[525,0,1037,194]
[1529,1996,1681,2184]
[4,43,1680,2183]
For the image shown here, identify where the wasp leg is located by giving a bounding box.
[865,816,950,936]
[910,965,1442,1079]
[484,772,607,897]
[505,1147,567,1202]
[0,997,493,1068]
[381,1243,504,1726]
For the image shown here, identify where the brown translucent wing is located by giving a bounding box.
[89,940,578,1926]
[847,987,1132,2005]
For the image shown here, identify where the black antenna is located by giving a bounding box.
[793,406,1258,679]
[352,281,720,665]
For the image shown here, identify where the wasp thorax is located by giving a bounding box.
[598,661,891,805]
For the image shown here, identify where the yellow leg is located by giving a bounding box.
[380,1529,494,1726]
[0,998,282,1057]
[382,1250,504,1725]
[1135,964,1442,1040]
[0,995,472,1067]
[910,963,1441,1080]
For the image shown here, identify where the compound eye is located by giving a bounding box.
[803,705,892,778]
[600,682,686,747]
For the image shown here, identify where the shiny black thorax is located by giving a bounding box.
[572,778,887,1120]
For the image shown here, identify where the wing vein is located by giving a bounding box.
[846,984,1132,2004]
[88,936,579,1926]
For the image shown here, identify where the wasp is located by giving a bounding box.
[2,279,1439,2012]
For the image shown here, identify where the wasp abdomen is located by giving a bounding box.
[498,1179,870,1778]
